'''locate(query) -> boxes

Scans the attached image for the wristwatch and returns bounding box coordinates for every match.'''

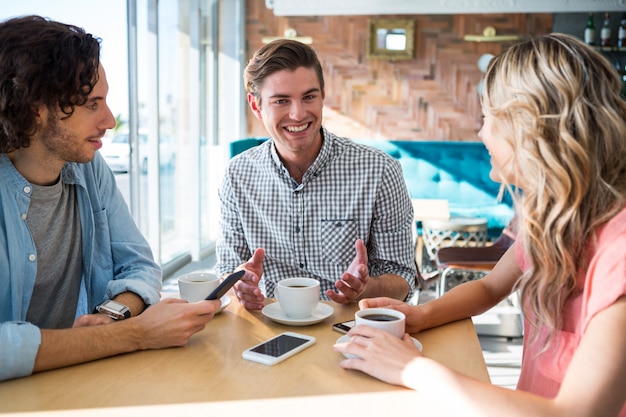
[95,300,131,320]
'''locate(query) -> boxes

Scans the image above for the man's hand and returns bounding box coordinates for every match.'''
[73,313,115,327]
[130,297,220,349]
[327,239,370,304]
[36,297,220,374]
[233,248,266,310]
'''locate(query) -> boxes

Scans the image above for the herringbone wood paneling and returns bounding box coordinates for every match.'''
[245,2,552,141]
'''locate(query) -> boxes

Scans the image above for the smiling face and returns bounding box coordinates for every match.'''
[248,66,324,164]
[478,104,516,186]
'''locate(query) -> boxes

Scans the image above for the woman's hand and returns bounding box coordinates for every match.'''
[333,324,423,386]
[358,297,425,333]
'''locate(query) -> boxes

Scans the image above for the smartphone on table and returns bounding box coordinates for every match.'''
[332,320,355,334]
[242,332,316,365]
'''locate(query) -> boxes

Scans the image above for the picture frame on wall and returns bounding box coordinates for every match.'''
[367,18,415,60]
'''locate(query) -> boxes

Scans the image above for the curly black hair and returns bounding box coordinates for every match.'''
[0,15,101,153]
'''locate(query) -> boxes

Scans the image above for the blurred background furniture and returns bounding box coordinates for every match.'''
[434,216,523,338]
[410,199,450,305]
[436,231,511,293]
[354,140,514,240]
[422,217,488,279]
[229,137,268,158]
[435,215,517,293]
[423,218,488,249]
[411,198,450,223]
[411,198,450,275]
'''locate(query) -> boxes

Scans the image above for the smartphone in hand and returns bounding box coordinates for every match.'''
[205,270,245,300]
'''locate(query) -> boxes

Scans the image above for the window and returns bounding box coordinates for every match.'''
[2,0,246,275]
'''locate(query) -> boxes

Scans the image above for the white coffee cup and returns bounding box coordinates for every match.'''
[178,272,220,302]
[355,308,406,338]
[275,277,320,319]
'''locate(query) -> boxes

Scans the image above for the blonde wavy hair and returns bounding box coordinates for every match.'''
[483,33,626,347]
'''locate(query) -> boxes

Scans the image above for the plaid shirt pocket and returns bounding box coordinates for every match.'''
[320,219,358,266]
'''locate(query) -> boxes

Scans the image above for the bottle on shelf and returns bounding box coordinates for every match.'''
[584,13,596,45]
[601,12,611,47]
[618,13,626,48]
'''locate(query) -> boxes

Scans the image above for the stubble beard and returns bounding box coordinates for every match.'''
[40,113,94,164]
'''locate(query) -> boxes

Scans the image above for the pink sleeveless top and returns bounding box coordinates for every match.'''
[515,207,626,416]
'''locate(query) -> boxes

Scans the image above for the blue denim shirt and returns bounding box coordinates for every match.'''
[0,152,161,381]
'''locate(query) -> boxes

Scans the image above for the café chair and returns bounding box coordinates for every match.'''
[433,214,517,295]
[409,198,450,304]
[416,217,489,299]
[411,199,450,268]
[435,232,514,295]
[410,264,441,305]
[433,216,522,338]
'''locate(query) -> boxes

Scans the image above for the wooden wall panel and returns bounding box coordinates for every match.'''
[245,2,553,141]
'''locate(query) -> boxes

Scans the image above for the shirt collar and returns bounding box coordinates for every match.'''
[268,127,338,183]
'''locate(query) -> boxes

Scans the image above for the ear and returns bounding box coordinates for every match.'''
[247,93,262,120]
[32,103,49,129]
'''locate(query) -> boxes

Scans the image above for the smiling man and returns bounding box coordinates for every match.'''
[216,39,416,310]
[0,15,220,381]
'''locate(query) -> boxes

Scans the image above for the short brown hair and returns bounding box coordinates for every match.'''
[243,39,325,104]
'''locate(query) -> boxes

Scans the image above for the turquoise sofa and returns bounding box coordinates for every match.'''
[229,138,514,238]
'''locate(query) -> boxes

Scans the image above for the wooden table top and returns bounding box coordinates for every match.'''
[0,294,490,416]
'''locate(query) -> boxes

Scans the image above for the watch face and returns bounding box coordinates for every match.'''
[98,300,131,319]
[105,300,126,311]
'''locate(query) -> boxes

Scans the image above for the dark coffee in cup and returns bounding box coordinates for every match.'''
[361,314,398,322]
[355,308,406,338]
[277,277,321,319]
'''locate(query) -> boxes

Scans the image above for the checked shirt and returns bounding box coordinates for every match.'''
[216,128,416,300]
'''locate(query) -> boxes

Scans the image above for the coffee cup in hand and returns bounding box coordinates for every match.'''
[275,277,320,319]
[354,308,406,338]
[178,272,220,302]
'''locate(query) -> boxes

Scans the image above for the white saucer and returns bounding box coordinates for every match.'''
[262,302,334,326]
[335,334,423,359]
[216,295,231,314]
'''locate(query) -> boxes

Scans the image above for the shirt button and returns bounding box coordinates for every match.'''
[21,213,27,220]
[23,186,31,194]
[28,254,36,262]
[299,263,304,268]
[295,226,301,233]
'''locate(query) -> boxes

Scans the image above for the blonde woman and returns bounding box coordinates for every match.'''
[334,33,626,417]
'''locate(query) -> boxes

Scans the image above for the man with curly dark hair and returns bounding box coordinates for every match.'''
[0,15,219,381]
